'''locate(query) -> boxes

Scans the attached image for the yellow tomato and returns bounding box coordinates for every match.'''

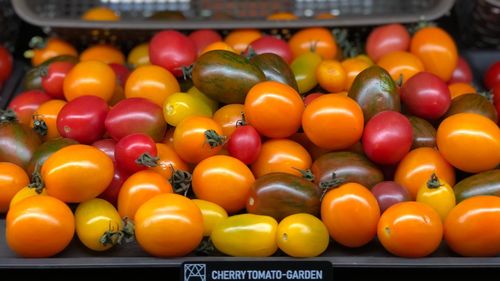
[416,173,456,221]
[192,199,228,236]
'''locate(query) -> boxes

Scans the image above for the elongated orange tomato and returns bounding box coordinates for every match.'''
[0,162,29,213]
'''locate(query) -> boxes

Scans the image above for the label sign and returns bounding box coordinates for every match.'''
[182,261,332,281]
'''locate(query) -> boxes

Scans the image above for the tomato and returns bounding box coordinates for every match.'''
[8,90,51,125]
[408,116,436,149]
[28,37,77,66]
[27,138,77,176]
[117,170,172,219]
[187,86,219,113]
[41,61,74,99]
[80,44,124,65]
[125,65,180,106]
[224,29,262,54]
[316,60,346,93]
[410,26,458,81]
[213,104,245,137]
[163,127,175,147]
[163,92,213,126]
[192,199,228,237]
[377,51,424,84]
[321,183,380,247]
[443,93,497,123]
[227,125,261,164]
[0,45,13,83]
[173,116,224,163]
[401,72,451,120]
[484,61,500,89]
[135,193,203,257]
[341,56,373,91]
[92,138,116,161]
[0,115,41,169]
[105,97,167,142]
[109,63,130,87]
[192,155,254,214]
[251,139,311,178]
[289,27,337,60]
[290,51,322,94]
[416,173,456,221]
[75,198,129,251]
[6,195,75,257]
[362,111,413,165]
[98,163,129,207]
[245,36,292,64]
[276,213,329,258]
[0,162,29,213]
[149,30,197,77]
[10,186,47,208]
[449,57,473,84]
[444,196,500,256]
[56,96,109,144]
[41,144,114,202]
[267,12,298,20]
[63,60,116,102]
[366,24,410,62]
[378,201,443,257]
[188,29,222,55]
[250,53,299,91]
[115,133,158,174]
[211,214,278,257]
[302,94,364,150]
[127,43,150,68]
[453,169,500,203]
[31,99,66,140]
[448,82,476,99]
[371,181,411,213]
[201,41,237,55]
[245,81,304,138]
[303,93,323,106]
[81,6,119,21]
[150,143,189,180]
[395,147,455,199]
[437,113,500,173]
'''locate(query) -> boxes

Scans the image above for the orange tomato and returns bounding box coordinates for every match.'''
[81,6,120,21]
[173,116,224,164]
[213,104,245,137]
[117,170,173,220]
[316,60,347,93]
[341,56,372,90]
[125,65,180,107]
[410,26,458,81]
[127,43,150,68]
[224,29,262,54]
[251,139,311,178]
[134,193,203,257]
[63,60,116,102]
[31,99,66,140]
[201,41,237,55]
[192,155,255,214]
[150,143,189,179]
[378,201,443,257]
[377,51,425,84]
[444,196,500,257]
[245,81,304,139]
[80,44,125,65]
[0,162,29,213]
[302,94,364,150]
[6,195,75,257]
[448,82,476,99]
[289,27,337,60]
[29,37,77,66]
[394,147,455,200]
[267,12,298,20]
[321,183,380,247]
[10,186,47,209]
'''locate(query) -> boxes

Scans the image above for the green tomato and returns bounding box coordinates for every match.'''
[291,52,322,94]
[163,92,213,126]
[187,86,219,113]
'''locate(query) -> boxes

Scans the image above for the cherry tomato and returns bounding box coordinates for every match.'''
[245,36,292,64]
[117,170,173,219]
[115,133,158,174]
[31,99,66,140]
[6,195,75,257]
[192,199,228,237]
[416,173,455,222]
[377,51,424,84]
[303,93,323,106]
[63,60,116,102]
[316,60,347,93]
[401,72,451,120]
[321,183,380,247]
[163,92,213,126]
[448,82,476,99]
[245,81,304,138]
[227,125,261,165]
[41,61,74,99]
[57,96,109,144]
[26,137,77,176]
[276,213,329,258]
[213,104,245,137]
[341,56,373,90]
[135,193,203,257]
[92,138,116,160]
[444,196,500,256]
[192,155,255,214]
[0,45,13,83]
[9,186,47,209]
[484,61,500,89]
[98,163,129,207]
[109,63,130,87]
[150,143,189,180]
[28,37,77,67]
[201,41,237,55]
[437,113,500,173]
[127,43,150,68]
[410,26,458,81]
[81,6,119,21]
[187,86,219,113]
[449,57,473,84]
[0,162,29,213]
[80,44,125,65]
[125,65,180,106]
[378,201,443,257]
[149,30,197,77]
[225,29,262,54]
[0,115,41,169]
[188,29,222,55]
[289,27,337,60]
[371,181,411,213]
[8,90,51,125]
[291,52,322,94]
[302,94,364,150]
[366,24,410,62]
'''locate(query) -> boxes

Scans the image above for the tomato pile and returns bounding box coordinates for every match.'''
[0,23,499,259]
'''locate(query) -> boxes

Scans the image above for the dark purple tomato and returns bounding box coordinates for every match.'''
[371,181,411,213]
[56,96,109,144]
[407,116,436,149]
[149,30,197,77]
[227,125,261,164]
[484,61,500,90]
[0,115,41,169]
[105,97,166,142]
[449,57,473,84]
[109,63,130,87]
[443,93,498,123]
[365,24,410,62]
[115,133,158,174]
[98,163,129,206]
[8,90,51,125]
[188,29,222,55]
[41,61,74,99]
[401,72,451,120]
[245,36,292,64]
[0,45,12,83]
[362,111,413,165]
[92,139,117,161]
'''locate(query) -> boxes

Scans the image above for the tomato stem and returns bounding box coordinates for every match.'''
[135,152,159,167]
[204,129,227,148]
[292,167,315,182]
[478,90,493,103]
[169,164,192,196]
[0,109,17,123]
[396,73,404,88]
[29,36,47,49]
[28,162,45,194]
[426,173,442,189]
[181,64,194,80]
[235,112,247,127]
[245,47,257,61]
[195,237,216,256]
[99,217,135,246]
[32,114,48,137]
[319,172,344,200]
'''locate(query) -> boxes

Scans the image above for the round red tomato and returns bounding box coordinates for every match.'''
[227,125,261,165]
[449,57,473,84]
[92,138,117,161]
[98,163,129,206]
[245,36,292,64]
[149,30,197,77]
[115,133,158,174]
[366,23,410,62]
[8,90,51,125]
[0,45,13,83]
[484,61,500,89]
[188,29,222,55]
[109,63,131,87]
[41,61,75,99]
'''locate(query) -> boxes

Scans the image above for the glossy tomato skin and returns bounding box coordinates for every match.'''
[362,111,413,165]
[0,162,29,213]
[57,96,109,144]
[8,90,51,125]
[127,43,150,68]
[114,133,158,174]
[109,63,130,87]
[444,196,500,256]
[26,137,78,176]
[291,52,322,94]
[31,99,66,140]
[212,104,245,137]
[289,27,337,60]
[9,186,48,209]
[377,51,424,84]
[224,29,262,54]
[484,61,500,89]
[366,24,410,62]
[453,169,500,203]
[98,163,129,206]
[149,30,197,77]
[443,93,497,123]
[0,121,41,169]
[0,45,13,83]
[188,29,222,55]
[250,53,299,92]
[150,143,189,180]
[416,174,456,221]
[162,91,213,127]
[449,57,473,84]
[6,195,75,258]
[227,125,261,164]
[192,199,228,237]
[245,36,292,64]
[92,139,116,161]
[30,38,77,67]
[41,61,74,99]
[371,181,411,213]
[63,60,116,102]
[80,44,125,65]
[402,72,451,120]
[408,116,436,149]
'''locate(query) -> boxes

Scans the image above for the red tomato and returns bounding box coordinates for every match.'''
[303,93,323,106]
[98,163,129,206]
[115,133,158,174]
[227,125,262,165]
[484,61,500,89]
[449,57,473,84]
[92,139,116,161]
[149,30,197,77]
[245,36,292,64]
[8,90,51,125]
[109,63,131,87]
[0,45,13,83]
[41,61,75,99]
[366,24,410,62]
[188,29,222,55]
